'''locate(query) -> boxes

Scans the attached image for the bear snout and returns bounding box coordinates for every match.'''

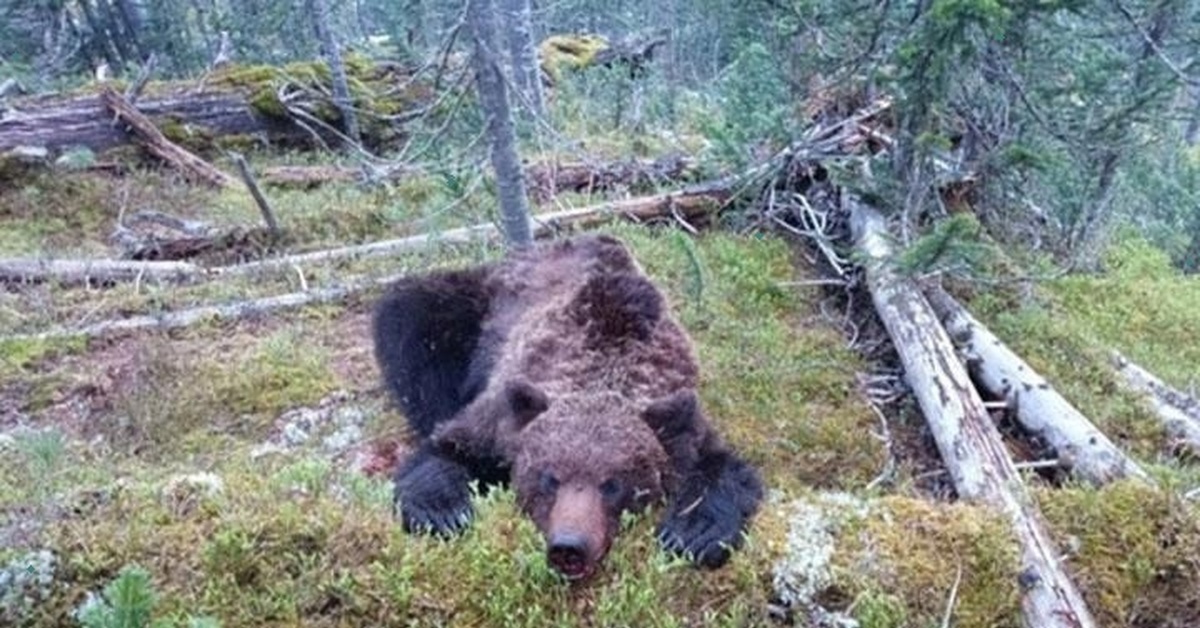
[544,485,611,580]
[547,532,590,580]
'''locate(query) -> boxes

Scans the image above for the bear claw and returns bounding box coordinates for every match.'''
[400,501,473,536]
[657,506,743,569]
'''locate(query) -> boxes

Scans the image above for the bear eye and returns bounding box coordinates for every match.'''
[599,478,622,499]
[539,471,560,494]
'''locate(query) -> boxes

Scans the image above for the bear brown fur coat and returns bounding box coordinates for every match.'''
[374,234,762,579]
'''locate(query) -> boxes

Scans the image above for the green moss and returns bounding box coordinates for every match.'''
[539,34,610,82]
[204,329,337,418]
[1038,481,1200,627]
[773,494,1020,627]
[0,336,86,378]
[209,59,426,147]
[614,227,888,492]
[154,116,218,153]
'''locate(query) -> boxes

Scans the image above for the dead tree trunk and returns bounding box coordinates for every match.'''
[467,0,533,247]
[926,287,1149,485]
[850,198,1096,628]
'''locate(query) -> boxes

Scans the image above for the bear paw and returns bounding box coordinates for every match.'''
[394,454,474,536]
[657,494,746,569]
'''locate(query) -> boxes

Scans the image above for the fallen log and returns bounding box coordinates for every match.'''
[526,154,695,201]
[5,178,731,339]
[99,87,236,188]
[257,155,695,196]
[925,287,1149,485]
[0,258,203,286]
[1111,350,1200,457]
[850,198,1096,628]
[0,60,428,155]
[5,282,378,343]
[215,177,730,278]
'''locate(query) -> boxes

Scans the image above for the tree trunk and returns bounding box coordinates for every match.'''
[499,0,545,119]
[307,0,361,145]
[850,198,1097,628]
[467,0,533,248]
[926,286,1150,484]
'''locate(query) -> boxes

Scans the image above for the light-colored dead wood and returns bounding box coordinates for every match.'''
[850,198,1096,628]
[99,86,236,188]
[6,281,385,343]
[1111,350,1200,457]
[230,152,281,237]
[0,258,202,285]
[925,286,1149,485]
[216,178,730,278]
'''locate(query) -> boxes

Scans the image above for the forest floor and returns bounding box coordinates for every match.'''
[2,154,1200,627]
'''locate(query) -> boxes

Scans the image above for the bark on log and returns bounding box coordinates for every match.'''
[1,87,304,154]
[850,198,1096,628]
[1111,350,1200,456]
[926,287,1149,485]
[0,258,202,286]
[99,87,236,188]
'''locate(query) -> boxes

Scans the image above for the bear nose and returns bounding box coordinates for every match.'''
[547,533,591,580]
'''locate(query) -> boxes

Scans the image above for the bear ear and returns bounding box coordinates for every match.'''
[506,380,549,428]
[641,390,699,444]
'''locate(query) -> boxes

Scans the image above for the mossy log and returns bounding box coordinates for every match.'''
[0,60,427,155]
[926,287,1150,484]
[0,87,301,154]
[849,198,1097,628]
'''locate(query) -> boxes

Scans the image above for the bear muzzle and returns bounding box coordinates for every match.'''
[544,485,610,581]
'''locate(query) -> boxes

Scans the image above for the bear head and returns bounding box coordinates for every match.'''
[432,380,704,580]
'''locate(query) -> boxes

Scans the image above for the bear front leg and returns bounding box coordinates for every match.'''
[394,445,475,535]
[657,450,763,568]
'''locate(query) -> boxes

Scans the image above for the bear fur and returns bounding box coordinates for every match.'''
[373,234,762,579]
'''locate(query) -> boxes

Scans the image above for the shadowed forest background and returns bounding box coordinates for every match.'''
[1,0,1199,626]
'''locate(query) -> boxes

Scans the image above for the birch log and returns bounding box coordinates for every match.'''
[925,287,1149,485]
[1111,350,1200,456]
[849,198,1096,628]
[0,258,202,285]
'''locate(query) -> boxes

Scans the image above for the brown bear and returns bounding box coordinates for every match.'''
[373,234,762,580]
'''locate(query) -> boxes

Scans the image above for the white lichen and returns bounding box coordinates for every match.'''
[0,549,57,620]
[253,391,368,458]
[772,492,871,626]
